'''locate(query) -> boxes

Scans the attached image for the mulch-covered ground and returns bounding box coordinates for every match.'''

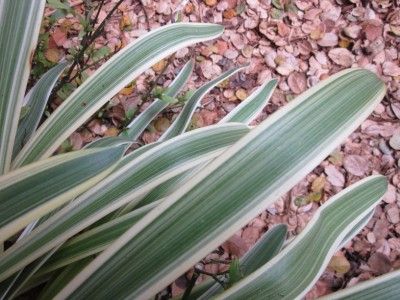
[41,0,400,298]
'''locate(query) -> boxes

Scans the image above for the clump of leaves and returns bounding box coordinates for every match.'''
[0,2,396,300]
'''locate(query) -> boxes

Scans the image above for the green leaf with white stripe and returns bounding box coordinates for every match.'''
[339,208,374,249]
[159,65,246,141]
[217,175,386,299]
[123,59,194,141]
[13,23,224,167]
[0,144,126,239]
[190,224,287,299]
[13,62,68,159]
[320,269,400,300]
[0,246,61,300]
[38,257,93,300]
[133,77,277,210]
[84,136,132,149]
[239,224,287,274]
[0,123,249,281]
[89,59,195,149]
[55,69,385,300]
[220,78,277,124]
[0,0,46,174]
[36,201,161,276]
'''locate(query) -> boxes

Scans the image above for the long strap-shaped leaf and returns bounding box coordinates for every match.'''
[159,65,246,141]
[319,269,400,300]
[217,176,386,299]
[13,62,68,158]
[88,59,195,149]
[38,257,93,300]
[132,77,277,210]
[36,201,162,276]
[0,144,126,239]
[56,69,385,300]
[0,0,46,174]
[12,23,224,167]
[0,123,249,281]
[123,59,194,140]
[191,224,287,299]
[42,74,278,271]
[220,78,277,123]
[339,208,374,249]
[0,246,61,300]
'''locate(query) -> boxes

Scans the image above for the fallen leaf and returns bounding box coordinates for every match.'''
[241,45,253,58]
[325,164,345,187]
[88,119,106,136]
[304,8,321,20]
[306,192,323,202]
[154,117,170,132]
[329,150,343,165]
[235,88,247,101]
[338,38,351,48]
[44,48,61,63]
[368,252,391,275]
[373,219,389,240]
[343,24,361,39]
[294,196,308,207]
[152,59,167,73]
[204,0,217,6]
[383,184,397,204]
[214,40,228,55]
[230,32,245,50]
[362,20,383,41]
[361,120,397,137]
[52,27,67,47]
[343,155,369,176]
[200,59,221,79]
[386,206,400,224]
[310,25,324,40]
[120,82,135,95]
[223,8,237,19]
[222,234,248,257]
[383,62,400,77]
[155,1,170,15]
[200,110,218,125]
[104,127,119,137]
[142,131,160,144]
[329,253,351,274]
[287,72,307,94]
[277,21,290,37]
[242,226,261,246]
[328,48,355,67]
[317,32,338,47]
[69,132,83,150]
[389,131,400,150]
[391,103,400,119]
[295,0,313,10]
[119,14,132,31]
[311,176,326,193]
[275,52,298,76]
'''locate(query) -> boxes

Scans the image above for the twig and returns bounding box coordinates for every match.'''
[91,0,106,29]
[67,47,119,83]
[369,116,400,123]
[181,271,200,300]
[54,0,125,95]
[143,53,176,102]
[137,0,150,31]
[203,258,231,265]
[182,266,227,299]
[195,0,203,22]
[195,268,227,287]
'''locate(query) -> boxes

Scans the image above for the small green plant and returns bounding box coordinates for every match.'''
[0,1,396,300]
